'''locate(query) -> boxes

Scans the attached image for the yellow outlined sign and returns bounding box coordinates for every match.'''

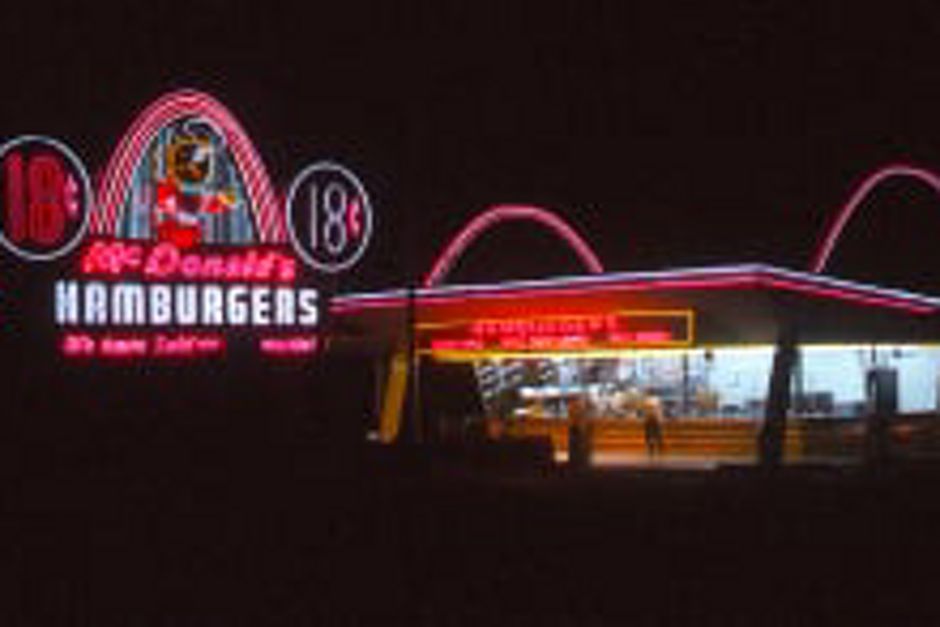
[418,309,694,361]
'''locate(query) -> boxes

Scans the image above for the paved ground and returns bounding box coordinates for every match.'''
[4,427,940,624]
[567,450,739,468]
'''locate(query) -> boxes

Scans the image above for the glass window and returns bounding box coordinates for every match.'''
[796,345,940,418]
[473,346,776,420]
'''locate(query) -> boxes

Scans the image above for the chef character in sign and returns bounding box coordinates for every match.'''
[153,123,236,249]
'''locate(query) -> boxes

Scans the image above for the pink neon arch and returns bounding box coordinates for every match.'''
[93,89,285,242]
[811,164,940,273]
[424,204,604,287]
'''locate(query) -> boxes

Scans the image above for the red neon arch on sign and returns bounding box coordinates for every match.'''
[811,163,940,273]
[424,204,604,287]
[93,89,284,243]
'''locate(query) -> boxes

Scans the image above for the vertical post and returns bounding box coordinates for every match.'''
[373,355,385,433]
[865,365,894,469]
[378,349,409,443]
[399,132,422,445]
[681,352,691,416]
[792,346,804,414]
[759,320,799,471]
[405,279,423,444]
[400,85,429,447]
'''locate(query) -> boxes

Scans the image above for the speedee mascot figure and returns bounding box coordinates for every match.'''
[152,124,234,249]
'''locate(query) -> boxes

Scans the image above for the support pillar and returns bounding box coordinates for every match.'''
[759,322,799,471]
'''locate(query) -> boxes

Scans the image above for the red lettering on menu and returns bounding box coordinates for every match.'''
[429,313,687,353]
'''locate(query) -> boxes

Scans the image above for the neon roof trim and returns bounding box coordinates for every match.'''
[332,263,940,316]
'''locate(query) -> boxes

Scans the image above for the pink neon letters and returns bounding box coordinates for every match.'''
[259,336,319,356]
[79,240,297,283]
[62,332,225,358]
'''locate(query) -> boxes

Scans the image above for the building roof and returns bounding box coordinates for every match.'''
[330,264,940,354]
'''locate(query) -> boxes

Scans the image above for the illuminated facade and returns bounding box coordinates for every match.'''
[3,89,940,467]
[333,262,940,461]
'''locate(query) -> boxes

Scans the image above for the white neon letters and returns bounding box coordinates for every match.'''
[84,282,107,325]
[274,288,296,325]
[150,285,172,324]
[227,286,248,325]
[55,281,79,324]
[112,283,145,325]
[251,287,271,326]
[175,286,198,326]
[318,182,348,255]
[287,161,373,273]
[298,290,319,326]
[201,285,224,325]
[54,281,319,328]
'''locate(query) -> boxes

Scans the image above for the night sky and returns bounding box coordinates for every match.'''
[4,2,940,293]
[5,9,940,621]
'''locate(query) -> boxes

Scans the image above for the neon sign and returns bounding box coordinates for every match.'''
[0,90,376,360]
[0,136,92,261]
[56,240,318,329]
[286,161,373,273]
[113,115,259,248]
[0,90,383,360]
[55,280,318,328]
[62,332,225,359]
[424,204,602,287]
[259,336,319,357]
[811,163,940,273]
[420,310,693,357]
[79,240,297,283]
[95,89,283,243]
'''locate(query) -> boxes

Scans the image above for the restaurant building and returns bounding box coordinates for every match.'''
[333,263,940,464]
[330,203,940,465]
[4,89,940,467]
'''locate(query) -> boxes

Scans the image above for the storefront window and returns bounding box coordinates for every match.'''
[474,345,940,422]
[795,345,940,418]
[473,347,775,420]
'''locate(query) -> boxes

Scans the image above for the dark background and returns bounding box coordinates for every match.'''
[5,3,940,622]
[4,2,940,293]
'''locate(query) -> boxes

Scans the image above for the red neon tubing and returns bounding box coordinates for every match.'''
[424,204,604,287]
[811,163,940,273]
[94,89,284,243]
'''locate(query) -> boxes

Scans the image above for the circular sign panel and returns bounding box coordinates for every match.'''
[286,161,373,273]
[0,136,93,261]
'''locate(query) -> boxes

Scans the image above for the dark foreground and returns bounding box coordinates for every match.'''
[4,424,940,625]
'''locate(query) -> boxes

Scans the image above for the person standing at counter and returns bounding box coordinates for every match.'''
[567,395,592,469]
[641,392,665,458]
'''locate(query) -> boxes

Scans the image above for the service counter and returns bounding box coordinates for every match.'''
[481,414,940,463]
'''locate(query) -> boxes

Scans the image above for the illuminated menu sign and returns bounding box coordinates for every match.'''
[421,311,693,357]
